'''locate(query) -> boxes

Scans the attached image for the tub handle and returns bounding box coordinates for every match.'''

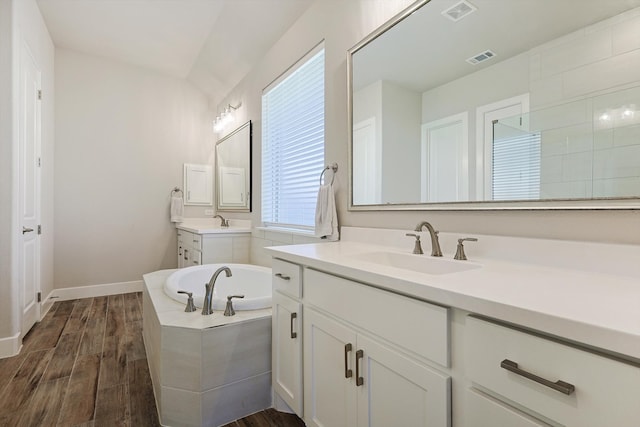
[290,312,297,339]
[275,273,291,281]
[177,290,197,312]
[224,295,245,316]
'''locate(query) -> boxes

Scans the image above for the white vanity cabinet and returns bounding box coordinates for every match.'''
[464,316,640,427]
[303,268,451,427]
[177,230,202,267]
[176,228,250,268]
[271,259,304,416]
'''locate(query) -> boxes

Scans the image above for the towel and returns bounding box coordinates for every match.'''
[315,184,339,241]
[170,196,184,223]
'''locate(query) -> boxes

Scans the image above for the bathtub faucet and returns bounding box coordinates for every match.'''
[202,266,232,315]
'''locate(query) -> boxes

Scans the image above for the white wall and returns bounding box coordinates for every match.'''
[54,49,212,289]
[0,0,55,352]
[0,0,18,343]
[219,0,640,250]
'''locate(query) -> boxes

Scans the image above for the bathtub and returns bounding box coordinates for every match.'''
[164,263,272,311]
[143,266,273,426]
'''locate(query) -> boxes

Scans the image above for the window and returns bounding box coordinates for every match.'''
[262,44,325,229]
[491,126,541,200]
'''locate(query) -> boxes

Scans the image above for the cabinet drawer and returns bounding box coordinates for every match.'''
[465,388,550,427]
[272,259,301,299]
[466,316,640,426]
[191,233,202,250]
[304,268,449,367]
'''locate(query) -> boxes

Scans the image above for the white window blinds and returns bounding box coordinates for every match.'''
[492,131,541,200]
[262,45,325,229]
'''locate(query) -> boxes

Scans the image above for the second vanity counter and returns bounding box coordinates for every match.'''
[266,226,640,361]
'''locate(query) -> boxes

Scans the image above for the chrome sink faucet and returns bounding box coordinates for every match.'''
[213,214,229,227]
[414,221,442,257]
[202,266,232,315]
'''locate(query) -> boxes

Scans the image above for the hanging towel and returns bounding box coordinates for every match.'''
[315,184,339,241]
[170,196,184,223]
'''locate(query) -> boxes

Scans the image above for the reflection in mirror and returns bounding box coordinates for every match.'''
[216,120,252,212]
[349,0,640,209]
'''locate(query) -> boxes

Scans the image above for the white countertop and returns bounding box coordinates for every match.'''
[266,228,640,361]
[175,218,251,234]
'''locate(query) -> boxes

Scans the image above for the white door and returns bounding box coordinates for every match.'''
[356,334,451,427]
[304,308,357,427]
[272,292,303,416]
[421,113,469,203]
[352,118,380,205]
[19,43,41,336]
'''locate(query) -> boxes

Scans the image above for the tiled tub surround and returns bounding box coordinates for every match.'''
[142,269,272,427]
[268,227,640,426]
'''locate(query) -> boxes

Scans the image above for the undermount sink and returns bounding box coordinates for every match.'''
[347,251,481,275]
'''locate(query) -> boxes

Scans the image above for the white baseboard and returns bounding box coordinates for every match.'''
[0,332,22,359]
[49,280,144,302]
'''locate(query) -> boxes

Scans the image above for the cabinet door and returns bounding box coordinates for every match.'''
[304,308,357,427]
[356,334,451,427]
[272,292,303,416]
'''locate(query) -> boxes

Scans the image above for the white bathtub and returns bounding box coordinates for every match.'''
[164,263,272,311]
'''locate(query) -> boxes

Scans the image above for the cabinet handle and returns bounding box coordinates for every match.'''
[355,349,364,386]
[500,359,575,395]
[290,312,297,339]
[344,343,353,378]
[275,273,291,281]
[184,249,188,261]
[193,239,198,243]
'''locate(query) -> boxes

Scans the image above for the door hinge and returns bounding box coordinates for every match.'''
[37,225,41,235]
[37,292,42,303]
[37,90,42,100]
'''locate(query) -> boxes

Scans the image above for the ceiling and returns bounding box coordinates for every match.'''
[36,0,314,101]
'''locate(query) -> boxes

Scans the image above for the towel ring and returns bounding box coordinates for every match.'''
[320,163,338,186]
[171,187,183,196]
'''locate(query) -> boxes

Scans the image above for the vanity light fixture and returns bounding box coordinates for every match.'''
[213,102,242,133]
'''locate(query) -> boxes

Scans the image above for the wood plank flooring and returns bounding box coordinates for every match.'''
[0,292,305,427]
[0,293,159,427]
[222,408,306,427]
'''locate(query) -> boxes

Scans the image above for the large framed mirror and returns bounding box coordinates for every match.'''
[348,0,640,210]
[216,120,252,212]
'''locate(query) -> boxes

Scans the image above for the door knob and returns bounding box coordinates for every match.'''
[22,227,34,234]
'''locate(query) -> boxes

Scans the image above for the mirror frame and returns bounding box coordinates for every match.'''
[347,0,640,211]
[215,120,252,212]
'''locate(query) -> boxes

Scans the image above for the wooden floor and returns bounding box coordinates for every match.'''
[0,293,159,427]
[222,408,306,427]
[0,292,305,427]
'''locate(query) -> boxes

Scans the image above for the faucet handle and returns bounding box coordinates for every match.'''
[405,233,424,255]
[177,290,197,312]
[224,295,245,316]
[454,237,478,261]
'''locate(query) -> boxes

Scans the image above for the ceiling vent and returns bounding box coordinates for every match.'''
[442,0,477,22]
[466,50,496,65]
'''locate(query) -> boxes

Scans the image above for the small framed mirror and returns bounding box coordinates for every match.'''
[216,120,252,212]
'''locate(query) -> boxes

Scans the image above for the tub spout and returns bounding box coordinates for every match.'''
[202,266,232,315]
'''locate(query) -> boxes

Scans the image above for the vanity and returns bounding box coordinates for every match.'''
[176,219,251,268]
[267,226,640,427]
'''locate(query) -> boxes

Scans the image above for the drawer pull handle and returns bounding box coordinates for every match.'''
[275,273,291,281]
[290,312,297,339]
[356,350,364,386]
[500,359,575,395]
[344,343,353,378]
